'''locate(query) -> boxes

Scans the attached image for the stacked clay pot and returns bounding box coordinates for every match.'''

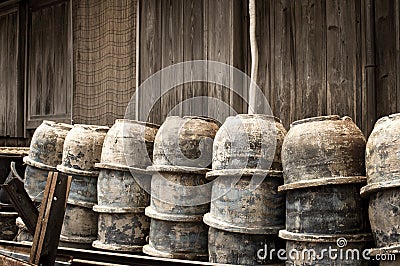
[204,114,286,265]
[92,119,158,252]
[57,124,108,248]
[279,115,372,265]
[143,116,219,260]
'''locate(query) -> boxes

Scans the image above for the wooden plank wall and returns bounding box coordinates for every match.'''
[72,0,137,126]
[138,0,247,125]
[374,0,400,119]
[27,0,72,128]
[0,3,24,138]
[138,0,400,136]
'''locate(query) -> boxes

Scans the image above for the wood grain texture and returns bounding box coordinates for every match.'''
[27,1,72,128]
[0,4,24,137]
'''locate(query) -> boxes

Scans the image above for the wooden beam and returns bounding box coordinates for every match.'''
[29,172,71,266]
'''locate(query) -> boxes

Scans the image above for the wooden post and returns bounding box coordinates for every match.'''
[29,172,71,265]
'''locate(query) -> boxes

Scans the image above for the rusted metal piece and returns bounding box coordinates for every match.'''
[282,115,366,186]
[208,227,285,265]
[93,119,158,252]
[212,114,286,171]
[24,121,72,201]
[279,230,373,265]
[153,116,219,168]
[143,214,209,261]
[285,184,370,234]
[203,174,284,234]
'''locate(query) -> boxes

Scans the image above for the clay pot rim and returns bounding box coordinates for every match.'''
[234,114,282,123]
[93,205,145,214]
[57,164,99,177]
[164,115,221,127]
[92,240,144,252]
[291,115,342,127]
[143,244,209,260]
[278,176,366,192]
[279,230,373,243]
[369,245,400,257]
[95,162,151,175]
[60,234,96,244]
[206,168,282,180]
[74,124,109,132]
[24,156,57,171]
[203,213,283,234]
[114,119,160,129]
[145,206,204,222]
[147,165,210,174]
[360,179,400,197]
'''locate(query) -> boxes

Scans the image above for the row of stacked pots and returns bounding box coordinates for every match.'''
[20,113,400,265]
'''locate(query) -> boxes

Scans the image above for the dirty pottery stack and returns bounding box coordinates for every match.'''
[279,115,372,265]
[24,120,72,202]
[143,116,219,260]
[92,119,158,252]
[204,114,286,265]
[57,124,109,248]
[361,114,400,264]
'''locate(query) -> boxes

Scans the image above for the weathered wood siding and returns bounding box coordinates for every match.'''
[137,0,247,124]
[72,0,137,126]
[138,0,400,136]
[27,0,72,128]
[0,2,24,138]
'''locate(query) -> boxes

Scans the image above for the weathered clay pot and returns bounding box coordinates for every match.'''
[279,230,373,266]
[143,210,209,261]
[208,227,285,265]
[27,121,72,168]
[93,166,151,252]
[58,124,109,174]
[0,211,18,240]
[153,116,219,168]
[100,119,158,169]
[57,124,108,206]
[285,184,369,234]
[144,165,210,259]
[15,217,32,243]
[24,121,72,201]
[204,174,284,234]
[212,114,286,171]
[364,114,400,186]
[93,119,157,252]
[281,115,366,187]
[60,204,98,244]
[360,114,400,251]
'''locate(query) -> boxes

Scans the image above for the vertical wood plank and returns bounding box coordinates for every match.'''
[161,0,184,119]
[138,0,162,124]
[273,0,295,129]
[375,0,398,117]
[294,0,327,120]
[326,0,362,124]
